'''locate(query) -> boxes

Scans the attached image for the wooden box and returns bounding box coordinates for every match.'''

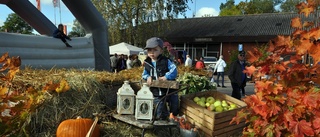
[180,90,247,137]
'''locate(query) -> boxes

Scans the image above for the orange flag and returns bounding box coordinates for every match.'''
[36,0,41,11]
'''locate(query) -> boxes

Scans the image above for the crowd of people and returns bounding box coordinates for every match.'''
[110,53,142,73]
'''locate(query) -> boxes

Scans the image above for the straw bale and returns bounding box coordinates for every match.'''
[6,66,208,136]
[7,68,125,136]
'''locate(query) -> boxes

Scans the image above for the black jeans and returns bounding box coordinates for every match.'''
[241,86,245,95]
[231,82,241,100]
[54,33,69,43]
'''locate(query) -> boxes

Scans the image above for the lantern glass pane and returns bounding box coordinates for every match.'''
[123,98,130,109]
[140,102,149,114]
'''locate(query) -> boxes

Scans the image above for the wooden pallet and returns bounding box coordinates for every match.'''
[180,90,247,137]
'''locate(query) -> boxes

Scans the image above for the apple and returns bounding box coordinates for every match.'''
[206,97,215,104]
[193,97,200,103]
[200,97,206,102]
[207,104,215,111]
[221,100,228,107]
[215,106,224,112]
[205,102,211,107]
[213,100,222,107]
[198,101,206,107]
[229,103,238,109]
[223,106,229,111]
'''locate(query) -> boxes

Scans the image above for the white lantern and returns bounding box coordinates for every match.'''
[135,83,154,121]
[117,81,135,114]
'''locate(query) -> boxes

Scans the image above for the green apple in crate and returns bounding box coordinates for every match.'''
[206,96,215,104]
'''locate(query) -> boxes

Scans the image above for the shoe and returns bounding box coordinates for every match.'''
[66,43,72,48]
[222,86,226,88]
[217,85,221,87]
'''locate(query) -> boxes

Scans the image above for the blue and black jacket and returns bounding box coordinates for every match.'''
[142,54,178,96]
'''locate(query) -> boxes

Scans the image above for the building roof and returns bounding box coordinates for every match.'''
[162,13,306,43]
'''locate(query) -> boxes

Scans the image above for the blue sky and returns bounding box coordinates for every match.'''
[0,0,242,33]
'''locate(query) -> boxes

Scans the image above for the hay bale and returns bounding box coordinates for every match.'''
[10,66,208,136]
[25,69,123,136]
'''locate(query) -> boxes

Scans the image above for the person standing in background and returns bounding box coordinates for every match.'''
[117,54,126,72]
[177,54,184,65]
[126,55,133,69]
[110,53,118,73]
[214,55,227,88]
[192,58,198,68]
[132,54,142,68]
[195,56,205,69]
[185,55,192,67]
[228,51,247,100]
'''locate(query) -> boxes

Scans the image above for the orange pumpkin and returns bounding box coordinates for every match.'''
[56,117,100,137]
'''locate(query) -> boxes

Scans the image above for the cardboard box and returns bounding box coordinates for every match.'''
[180,90,247,137]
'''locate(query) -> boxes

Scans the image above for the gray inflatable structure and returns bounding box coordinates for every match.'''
[0,0,110,71]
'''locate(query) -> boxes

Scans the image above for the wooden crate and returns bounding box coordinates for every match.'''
[180,90,247,137]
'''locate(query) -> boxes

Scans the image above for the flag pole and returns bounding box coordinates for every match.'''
[53,0,57,25]
[54,6,56,25]
[59,0,61,24]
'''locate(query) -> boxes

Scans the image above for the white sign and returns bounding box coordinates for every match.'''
[194,38,212,42]
[238,44,243,51]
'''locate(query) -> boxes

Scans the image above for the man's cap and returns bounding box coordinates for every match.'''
[145,37,163,49]
[239,50,246,55]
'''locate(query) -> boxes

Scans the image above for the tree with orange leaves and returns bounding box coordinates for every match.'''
[231,0,320,136]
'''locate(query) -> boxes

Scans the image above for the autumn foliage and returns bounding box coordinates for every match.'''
[0,52,71,136]
[231,0,320,136]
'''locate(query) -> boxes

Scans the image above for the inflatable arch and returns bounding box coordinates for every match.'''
[0,0,110,71]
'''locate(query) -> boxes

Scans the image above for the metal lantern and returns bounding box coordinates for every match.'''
[135,83,154,121]
[117,81,135,114]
